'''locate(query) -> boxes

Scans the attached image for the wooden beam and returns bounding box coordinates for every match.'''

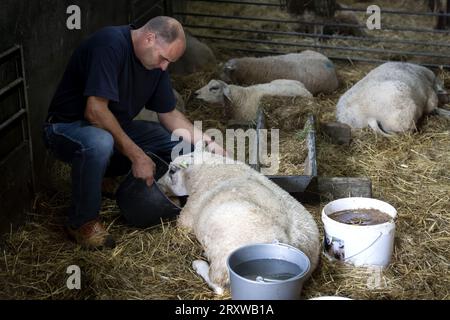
[268,175,372,204]
[316,176,372,201]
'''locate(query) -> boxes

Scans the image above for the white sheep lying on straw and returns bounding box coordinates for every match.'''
[157,146,320,294]
[336,62,450,136]
[195,79,312,121]
[221,50,339,95]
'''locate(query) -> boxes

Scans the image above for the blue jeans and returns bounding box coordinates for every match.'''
[42,120,186,228]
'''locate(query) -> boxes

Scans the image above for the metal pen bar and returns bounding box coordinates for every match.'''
[0,78,23,98]
[19,44,36,194]
[181,1,450,17]
[184,0,281,6]
[0,45,20,64]
[212,46,450,69]
[184,24,450,48]
[0,109,26,132]
[175,11,450,34]
[193,34,450,59]
[341,7,450,17]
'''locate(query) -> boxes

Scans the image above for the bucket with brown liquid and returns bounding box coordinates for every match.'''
[322,197,397,267]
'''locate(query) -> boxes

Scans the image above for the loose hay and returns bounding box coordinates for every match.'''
[1,0,449,299]
[2,60,448,299]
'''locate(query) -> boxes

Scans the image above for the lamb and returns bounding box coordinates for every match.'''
[157,146,320,294]
[195,79,312,121]
[336,62,450,136]
[221,50,339,95]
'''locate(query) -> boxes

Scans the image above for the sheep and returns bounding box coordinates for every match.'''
[169,31,217,75]
[134,89,185,122]
[194,79,312,121]
[336,62,450,136]
[221,50,339,95]
[157,146,320,294]
[286,2,367,37]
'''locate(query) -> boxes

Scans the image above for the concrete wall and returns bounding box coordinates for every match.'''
[0,0,167,233]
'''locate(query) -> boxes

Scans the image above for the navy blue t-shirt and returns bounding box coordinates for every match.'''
[48,25,176,125]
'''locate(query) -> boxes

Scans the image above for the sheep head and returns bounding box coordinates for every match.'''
[221,59,237,82]
[157,142,214,196]
[158,153,195,197]
[194,79,231,105]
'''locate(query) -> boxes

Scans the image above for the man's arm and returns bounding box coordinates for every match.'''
[85,96,156,186]
[158,109,228,156]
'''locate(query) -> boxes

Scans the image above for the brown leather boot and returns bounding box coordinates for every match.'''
[67,219,116,249]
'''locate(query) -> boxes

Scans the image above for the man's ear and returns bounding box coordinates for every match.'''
[145,32,157,46]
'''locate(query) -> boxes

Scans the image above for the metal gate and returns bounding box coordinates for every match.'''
[170,0,450,69]
[0,45,35,233]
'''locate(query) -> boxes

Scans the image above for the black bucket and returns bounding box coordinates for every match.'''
[115,152,183,228]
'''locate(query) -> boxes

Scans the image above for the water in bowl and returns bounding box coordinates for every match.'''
[233,258,302,282]
[328,208,393,226]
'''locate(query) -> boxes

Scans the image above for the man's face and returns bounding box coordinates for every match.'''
[142,34,184,71]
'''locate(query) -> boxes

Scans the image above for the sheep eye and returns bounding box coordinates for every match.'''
[209,86,219,91]
[169,166,178,175]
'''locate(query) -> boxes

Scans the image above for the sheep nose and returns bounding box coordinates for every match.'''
[194,90,200,97]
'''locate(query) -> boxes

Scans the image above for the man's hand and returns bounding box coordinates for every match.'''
[158,108,231,158]
[85,97,155,186]
[131,154,156,187]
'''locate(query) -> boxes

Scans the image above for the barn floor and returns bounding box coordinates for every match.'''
[1,58,449,299]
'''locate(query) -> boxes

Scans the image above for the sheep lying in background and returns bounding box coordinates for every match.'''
[221,50,339,95]
[157,147,320,294]
[134,89,185,122]
[169,31,217,75]
[195,79,312,121]
[336,62,450,136]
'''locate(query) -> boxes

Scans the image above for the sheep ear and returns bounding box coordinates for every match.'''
[223,86,232,102]
[224,60,236,71]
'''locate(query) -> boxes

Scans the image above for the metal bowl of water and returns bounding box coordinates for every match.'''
[227,242,311,300]
[115,152,184,228]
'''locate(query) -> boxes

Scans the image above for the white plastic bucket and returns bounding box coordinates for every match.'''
[321,197,397,267]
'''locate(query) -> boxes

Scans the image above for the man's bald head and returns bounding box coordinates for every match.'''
[144,16,185,45]
[132,16,186,70]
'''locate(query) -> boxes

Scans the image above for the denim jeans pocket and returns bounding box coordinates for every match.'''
[42,123,82,164]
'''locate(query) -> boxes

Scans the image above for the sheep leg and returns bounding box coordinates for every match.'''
[368,118,394,137]
[192,260,224,295]
[436,107,450,118]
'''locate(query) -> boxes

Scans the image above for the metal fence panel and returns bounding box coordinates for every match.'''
[171,0,450,69]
